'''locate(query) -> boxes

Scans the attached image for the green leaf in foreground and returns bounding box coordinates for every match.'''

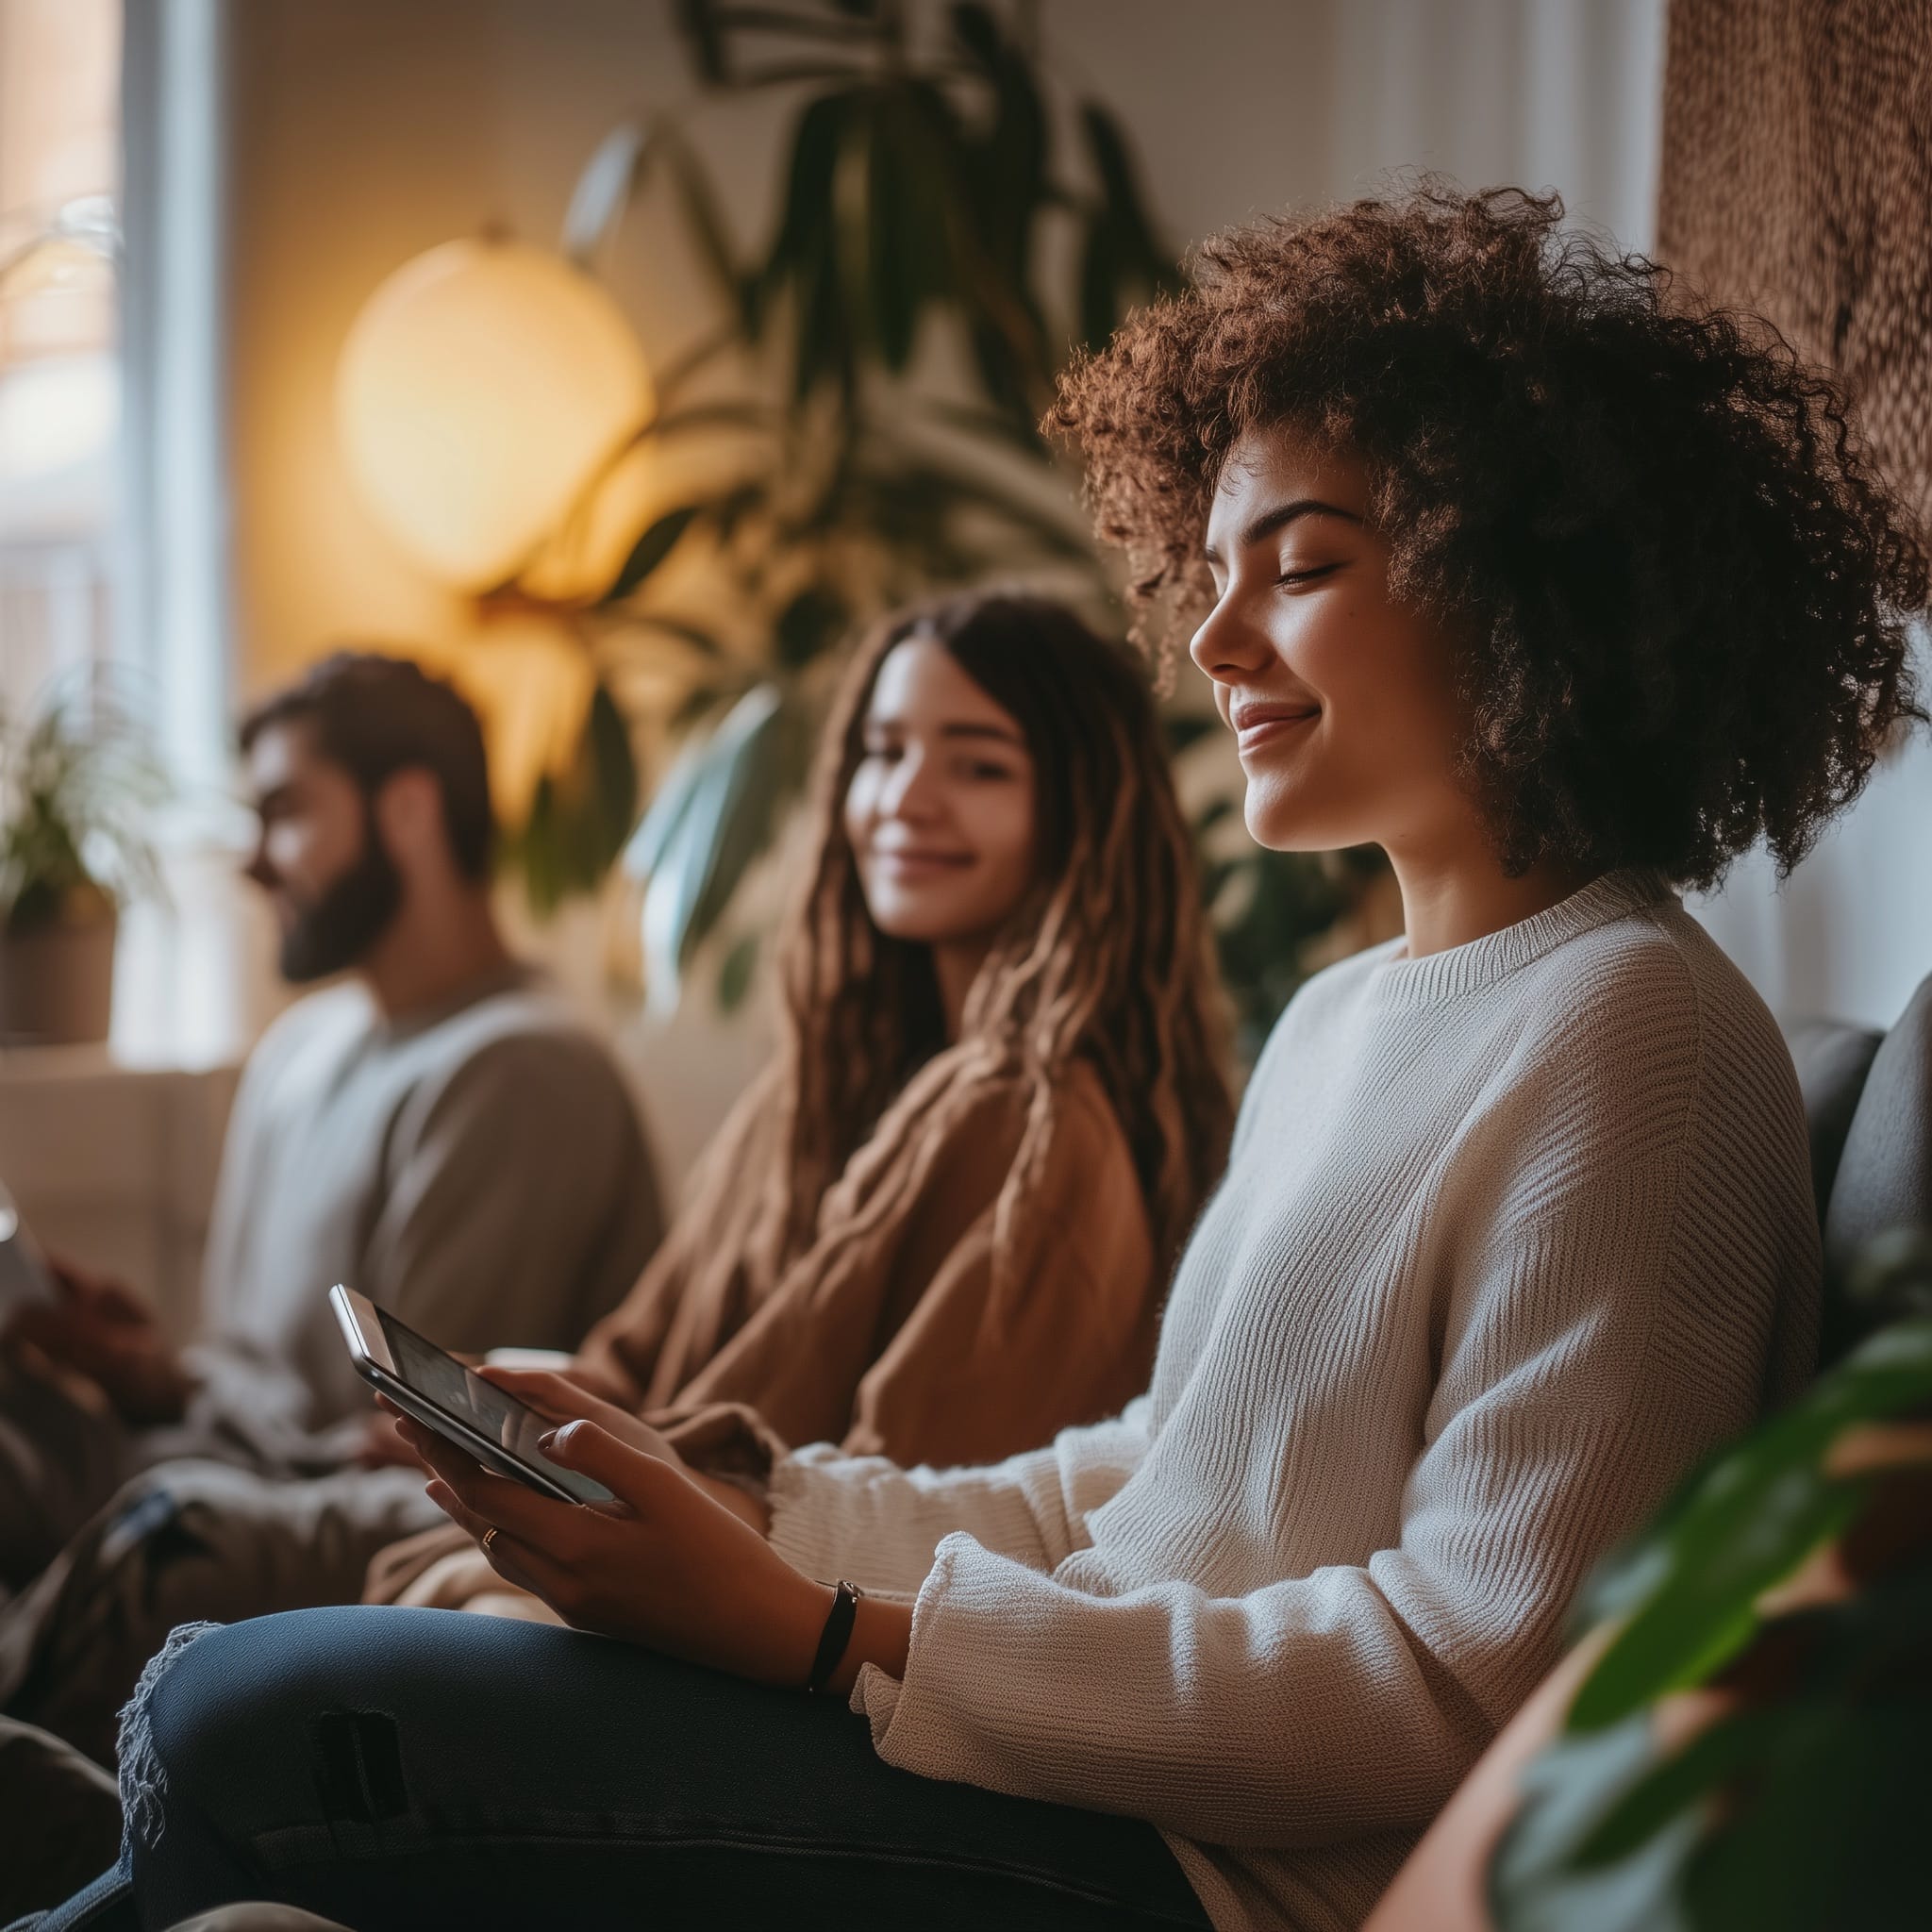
[1493,1570,1932,1932]
[1569,1317,1932,1730]
[1491,1284,1932,1932]
[1489,1714,1696,1932]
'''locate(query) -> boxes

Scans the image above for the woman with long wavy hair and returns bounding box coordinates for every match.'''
[365,587,1234,1614]
[586,586,1232,1457]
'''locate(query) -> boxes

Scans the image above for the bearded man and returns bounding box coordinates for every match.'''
[0,652,663,1774]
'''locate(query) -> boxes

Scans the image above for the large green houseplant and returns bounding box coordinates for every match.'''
[0,678,166,1046]
[491,0,1389,1032]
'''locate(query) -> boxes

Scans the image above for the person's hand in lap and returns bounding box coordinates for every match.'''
[2,1256,192,1425]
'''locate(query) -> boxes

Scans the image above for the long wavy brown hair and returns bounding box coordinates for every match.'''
[756,591,1233,1295]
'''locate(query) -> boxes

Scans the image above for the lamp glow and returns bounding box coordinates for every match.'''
[335,237,652,591]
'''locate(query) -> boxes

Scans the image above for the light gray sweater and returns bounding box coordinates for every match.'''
[192,966,661,1460]
[767,871,1820,1931]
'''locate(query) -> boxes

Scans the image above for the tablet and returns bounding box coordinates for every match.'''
[0,1183,58,1317]
[329,1284,612,1506]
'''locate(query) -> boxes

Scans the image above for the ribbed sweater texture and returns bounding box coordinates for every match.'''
[768,871,1821,1931]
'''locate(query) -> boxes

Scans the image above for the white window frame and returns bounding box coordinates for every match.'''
[118,0,231,811]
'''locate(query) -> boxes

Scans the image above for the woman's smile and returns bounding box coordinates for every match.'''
[1230,698,1322,754]
[871,844,977,877]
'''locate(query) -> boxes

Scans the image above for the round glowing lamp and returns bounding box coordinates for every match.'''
[336,236,653,591]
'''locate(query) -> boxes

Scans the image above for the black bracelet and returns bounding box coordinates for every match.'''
[806,1578,864,1694]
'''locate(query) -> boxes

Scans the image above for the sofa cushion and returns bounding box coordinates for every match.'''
[1821,974,1932,1362]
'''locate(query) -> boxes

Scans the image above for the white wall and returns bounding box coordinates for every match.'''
[1689,672,1932,1031]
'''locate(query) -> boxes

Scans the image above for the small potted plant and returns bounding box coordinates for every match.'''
[0,675,166,1046]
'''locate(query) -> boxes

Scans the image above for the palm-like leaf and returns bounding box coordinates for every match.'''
[507,3,1348,1040]
[628,683,809,1008]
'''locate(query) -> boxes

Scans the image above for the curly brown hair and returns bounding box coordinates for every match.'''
[1049,183,1928,886]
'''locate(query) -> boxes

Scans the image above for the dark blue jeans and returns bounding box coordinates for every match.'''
[50,1608,1212,1931]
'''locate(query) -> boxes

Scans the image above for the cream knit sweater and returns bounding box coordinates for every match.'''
[768,870,1820,1932]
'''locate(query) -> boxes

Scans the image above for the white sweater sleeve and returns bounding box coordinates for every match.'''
[843,996,1812,1845]
[768,1398,1154,1596]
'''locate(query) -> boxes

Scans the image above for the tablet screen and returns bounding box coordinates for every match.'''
[375,1306,612,1505]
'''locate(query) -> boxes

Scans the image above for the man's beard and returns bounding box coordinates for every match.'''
[277,827,404,983]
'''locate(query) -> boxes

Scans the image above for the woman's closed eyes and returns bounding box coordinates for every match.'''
[1274,561,1345,589]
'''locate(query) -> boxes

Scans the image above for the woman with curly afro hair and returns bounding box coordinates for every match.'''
[59,188,1925,1932]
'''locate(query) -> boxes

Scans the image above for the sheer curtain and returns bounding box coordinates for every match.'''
[120,0,231,802]
[1326,0,1668,251]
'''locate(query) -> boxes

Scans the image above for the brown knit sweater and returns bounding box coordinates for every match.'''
[578,1049,1160,1469]
[1658,0,1932,519]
